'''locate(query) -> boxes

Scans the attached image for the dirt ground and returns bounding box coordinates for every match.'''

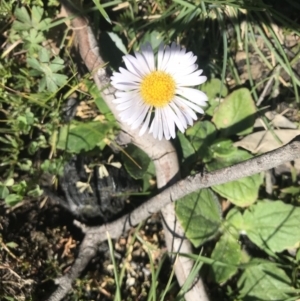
[0,196,178,300]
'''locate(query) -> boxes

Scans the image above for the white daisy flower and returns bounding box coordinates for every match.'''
[111,42,208,140]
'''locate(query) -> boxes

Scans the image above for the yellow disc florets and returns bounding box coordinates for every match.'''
[140,71,176,107]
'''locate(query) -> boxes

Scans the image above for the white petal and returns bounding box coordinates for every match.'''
[174,96,197,122]
[168,103,187,133]
[124,55,147,77]
[116,98,136,110]
[176,74,207,86]
[141,43,155,71]
[126,103,147,125]
[176,87,208,105]
[131,104,150,129]
[111,82,139,91]
[179,97,205,114]
[157,43,164,70]
[114,91,138,102]
[134,52,151,74]
[119,67,142,82]
[139,109,152,136]
[157,109,163,140]
[162,106,176,138]
[123,55,142,77]
[160,45,171,71]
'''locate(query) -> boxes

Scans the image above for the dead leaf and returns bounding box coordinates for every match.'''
[234,129,300,153]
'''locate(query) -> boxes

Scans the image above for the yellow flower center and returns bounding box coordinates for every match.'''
[140,71,176,107]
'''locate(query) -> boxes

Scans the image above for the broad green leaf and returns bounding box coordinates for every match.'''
[207,148,261,207]
[5,194,23,206]
[201,78,228,100]
[177,132,195,175]
[243,200,300,252]
[177,132,195,159]
[122,144,151,180]
[4,178,14,186]
[212,88,256,137]
[201,78,228,116]
[225,207,244,231]
[56,121,112,153]
[0,186,9,199]
[141,31,163,50]
[238,260,296,301]
[210,139,236,158]
[176,189,222,247]
[210,232,242,283]
[186,120,216,162]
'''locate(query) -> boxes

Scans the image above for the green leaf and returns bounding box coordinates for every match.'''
[5,194,23,206]
[176,189,222,247]
[243,200,300,252]
[38,48,50,63]
[27,57,41,71]
[57,121,112,153]
[6,241,18,249]
[226,207,244,231]
[177,132,195,160]
[141,31,163,50]
[40,158,64,176]
[207,148,261,207]
[185,120,216,162]
[210,138,236,158]
[92,0,111,24]
[27,49,67,92]
[107,32,127,54]
[281,185,300,195]
[212,88,256,137]
[238,260,296,301]
[4,178,14,186]
[122,144,151,180]
[31,6,43,26]
[210,232,242,283]
[13,7,31,29]
[201,78,228,116]
[27,185,43,197]
[142,160,155,192]
[17,159,32,171]
[0,186,9,199]
[11,180,27,195]
[201,78,228,99]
